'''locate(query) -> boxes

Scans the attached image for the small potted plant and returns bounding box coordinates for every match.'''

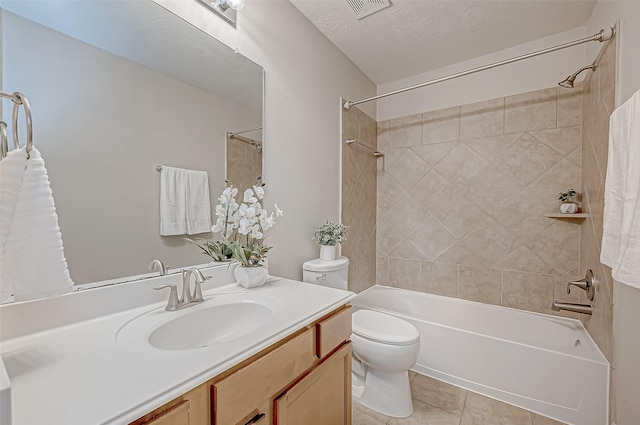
[558,188,579,214]
[186,239,233,263]
[313,221,349,261]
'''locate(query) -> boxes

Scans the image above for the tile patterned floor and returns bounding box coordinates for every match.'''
[353,373,567,425]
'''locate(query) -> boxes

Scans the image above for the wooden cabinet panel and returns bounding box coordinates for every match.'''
[140,400,190,425]
[213,328,315,425]
[275,342,352,425]
[316,306,352,359]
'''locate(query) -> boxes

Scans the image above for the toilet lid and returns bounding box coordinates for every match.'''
[352,310,420,345]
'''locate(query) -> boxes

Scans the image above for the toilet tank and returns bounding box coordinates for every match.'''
[302,257,349,290]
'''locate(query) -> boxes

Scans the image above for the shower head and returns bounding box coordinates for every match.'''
[558,62,597,88]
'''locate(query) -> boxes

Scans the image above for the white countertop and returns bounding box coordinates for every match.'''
[0,275,355,425]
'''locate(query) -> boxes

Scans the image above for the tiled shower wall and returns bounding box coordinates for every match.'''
[342,105,377,294]
[376,87,585,315]
[580,35,616,423]
[226,136,262,192]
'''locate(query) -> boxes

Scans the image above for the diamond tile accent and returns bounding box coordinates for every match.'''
[434,142,489,184]
[387,148,431,189]
[530,126,582,156]
[412,142,456,167]
[409,216,456,261]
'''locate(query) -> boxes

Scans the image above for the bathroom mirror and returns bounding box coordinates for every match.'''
[0,0,264,287]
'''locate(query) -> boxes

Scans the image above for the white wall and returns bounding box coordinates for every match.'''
[376,27,588,121]
[155,0,376,279]
[587,3,640,424]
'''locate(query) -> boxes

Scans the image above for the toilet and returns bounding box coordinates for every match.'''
[303,257,420,418]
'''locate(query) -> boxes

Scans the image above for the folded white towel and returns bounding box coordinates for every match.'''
[160,166,188,236]
[0,147,73,302]
[186,170,212,235]
[160,166,211,236]
[601,89,640,289]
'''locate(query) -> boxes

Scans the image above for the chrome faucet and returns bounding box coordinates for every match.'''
[181,267,206,304]
[153,267,208,311]
[551,270,595,315]
[148,258,169,276]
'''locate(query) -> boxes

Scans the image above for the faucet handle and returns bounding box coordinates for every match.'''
[153,284,179,310]
[148,259,169,276]
[566,269,595,301]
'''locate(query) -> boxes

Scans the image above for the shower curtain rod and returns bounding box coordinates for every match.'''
[227,132,262,149]
[343,27,615,110]
[229,126,262,136]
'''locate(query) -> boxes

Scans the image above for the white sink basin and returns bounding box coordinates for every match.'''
[149,303,272,350]
[116,292,278,351]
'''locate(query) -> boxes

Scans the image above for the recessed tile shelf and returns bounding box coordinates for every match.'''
[544,213,590,219]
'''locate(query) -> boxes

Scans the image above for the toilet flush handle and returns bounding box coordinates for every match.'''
[316,274,327,280]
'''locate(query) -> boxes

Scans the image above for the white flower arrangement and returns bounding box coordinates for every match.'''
[208,185,283,267]
[313,221,349,246]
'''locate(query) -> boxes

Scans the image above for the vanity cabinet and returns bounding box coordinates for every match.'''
[130,305,352,425]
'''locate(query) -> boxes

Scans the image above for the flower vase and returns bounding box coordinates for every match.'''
[560,202,578,214]
[319,244,337,261]
[234,265,268,288]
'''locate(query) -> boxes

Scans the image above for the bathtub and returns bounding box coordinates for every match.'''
[351,285,609,425]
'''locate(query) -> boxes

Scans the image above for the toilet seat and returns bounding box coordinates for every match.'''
[352,310,419,346]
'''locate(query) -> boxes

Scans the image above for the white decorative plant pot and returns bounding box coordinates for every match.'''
[234,265,268,288]
[319,244,337,261]
[560,202,579,214]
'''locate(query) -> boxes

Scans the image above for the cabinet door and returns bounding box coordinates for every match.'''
[275,342,351,425]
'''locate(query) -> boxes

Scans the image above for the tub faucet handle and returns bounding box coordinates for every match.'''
[567,269,595,301]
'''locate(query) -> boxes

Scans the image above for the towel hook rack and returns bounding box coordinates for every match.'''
[0,90,33,160]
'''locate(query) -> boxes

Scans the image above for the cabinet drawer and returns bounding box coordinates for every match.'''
[212,328,315,425]
[316,306,352,358]
[236,401,271,425]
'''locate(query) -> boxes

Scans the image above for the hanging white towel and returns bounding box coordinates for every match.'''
[160,166,211,236]
[186,170,212,235]
[160,166,188,236]
[601,88,640,289]
[0,147,73,302]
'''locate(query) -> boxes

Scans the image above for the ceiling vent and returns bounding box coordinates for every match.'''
[345,0,391,20]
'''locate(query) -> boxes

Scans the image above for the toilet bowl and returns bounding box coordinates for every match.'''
[301,257,420,417]
[351,309,420,418]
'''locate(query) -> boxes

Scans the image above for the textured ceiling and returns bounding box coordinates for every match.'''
[290,0,597,84]
[1,0,263,111]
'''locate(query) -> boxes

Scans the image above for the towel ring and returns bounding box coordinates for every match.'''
[0,121,7,160]
[11,92,33,160]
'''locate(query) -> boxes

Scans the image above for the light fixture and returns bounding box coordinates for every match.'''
[215,0,245,11]
[198,0,244,27]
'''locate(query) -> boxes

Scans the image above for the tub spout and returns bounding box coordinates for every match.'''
[551,301,593,315]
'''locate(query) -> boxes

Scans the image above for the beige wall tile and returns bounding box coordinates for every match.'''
[419,261,458,297]
[412,142,456,167]
[463,133,521,161]
[422,106,461,144]
[525,220,579,275]
[376,255,389,285]
[460,219,520,267]
[557,86,582,128]
[460,97,504,139]
[530,126,582,157]
[409,217,456,261]
[435,242,486,267]
[501,133,563,186]
[504,87,557,134]
[387,148,431,189]
[376,210,406,256]
[377,120,390,151]
[388,257,421,286]
[392,239,428,261]
[502,270,554,314]
[458,266,502,305]
[566,145,581,167]
[499,245,554,275]
[434,142,489,184]
[526,159,581,212]
[390,113,422,148]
